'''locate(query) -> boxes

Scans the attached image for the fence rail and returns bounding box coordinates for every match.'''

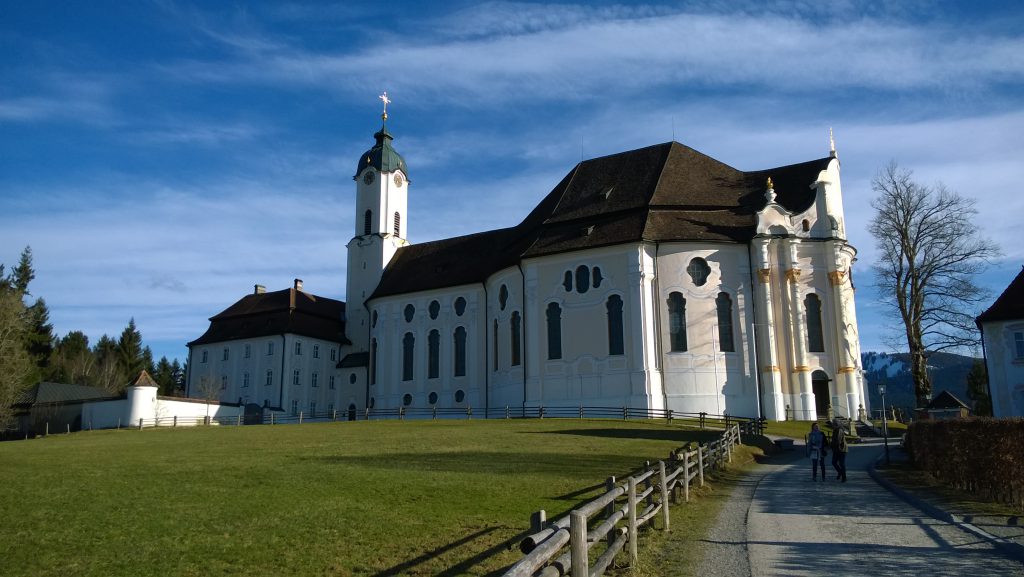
[504,424,742,577]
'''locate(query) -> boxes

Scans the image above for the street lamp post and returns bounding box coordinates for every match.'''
[878,384,890,465]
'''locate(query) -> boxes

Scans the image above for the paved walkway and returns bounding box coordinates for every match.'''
[698,439,1024,577]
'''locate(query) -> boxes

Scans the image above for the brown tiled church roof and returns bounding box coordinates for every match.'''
[188,287,349,347]
[977,267,1024,324]
[373,141,832,298]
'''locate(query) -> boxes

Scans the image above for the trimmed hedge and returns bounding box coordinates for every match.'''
[905,418,1024,509]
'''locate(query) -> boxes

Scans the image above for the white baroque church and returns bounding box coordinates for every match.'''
[187,107,867,422]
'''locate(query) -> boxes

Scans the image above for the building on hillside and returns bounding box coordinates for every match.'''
[185,281,356,419]
[977,267,1024,418]
[187,106,869,421]
[924,390,971,420]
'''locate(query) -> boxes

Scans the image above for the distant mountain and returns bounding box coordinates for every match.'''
[860,351,978,412]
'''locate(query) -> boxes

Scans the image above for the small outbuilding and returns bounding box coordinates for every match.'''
[925,390,971,420]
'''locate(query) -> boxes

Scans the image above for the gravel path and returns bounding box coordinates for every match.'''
[695,440,1024,577]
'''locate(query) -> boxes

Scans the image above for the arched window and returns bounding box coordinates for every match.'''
[716,292,735,352]
[370,339,377,385]
[687,258,711,286]
[563,271,573,292]
[510,311,521,366]
[364,209,372,235]
[493,319,499,371]
[575,265,590,293]
[428,329,440,379]
[454,326,467,377]
[404,304,415,322]
[393,212,401,237]
[592,267,603,288]
[429,300,440,320]
[546,302,562,360]
[805,294,825,352]
[668,292,687,352]
[402,332,414,381]
[499,285,508,310]
[606,295,624,356]
[454,297,467,316]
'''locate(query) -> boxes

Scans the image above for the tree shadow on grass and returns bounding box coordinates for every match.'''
[525,427,720,444]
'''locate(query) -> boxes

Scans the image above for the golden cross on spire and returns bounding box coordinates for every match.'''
[379,91,391,121]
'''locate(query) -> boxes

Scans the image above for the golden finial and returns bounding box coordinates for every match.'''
[766,176,774,190]
[379,91,391,121]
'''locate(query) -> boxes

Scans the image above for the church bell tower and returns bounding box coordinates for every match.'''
[345,92,409,352]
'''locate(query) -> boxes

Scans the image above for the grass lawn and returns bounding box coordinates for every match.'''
[0,419,726,577]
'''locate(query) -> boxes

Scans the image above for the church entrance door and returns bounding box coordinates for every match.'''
[243,403,264,425]
[811,371,831,419]
[347,404,357,421]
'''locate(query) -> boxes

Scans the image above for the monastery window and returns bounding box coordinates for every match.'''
[394,212,401,237]
[593,267,603,288]
[404,304,415,322]
[499,285,509,310]
[221,375,227,390]
[563,271,573,292]
[403,393,413,407]
[371,339,378,385]
[312,372,319,388]
[429,300,440,320]
[313,345,319,359]
[455,389,466,403]
[329,375,336,390]
[291,400,299,416]
[293,370,300,385]
[805,294,825,352]
[576,266,590,293]
[267,341,274,356]
[372,310,378,328]
[295,341,302,356]
[1014,332,1024,358]
[428,330,440,379]
[607,295,624,356]
[309,401,316,418]
[687,258,711,287]
[201,350,208,363]
[244,344,251,358]
[223,347,229,361]
[802,219,810,232]
[716,292,735,353]
[402,332,415,381]
[510,312,522,366]
[265,369,273,386]
[454,326,467,377]
[328,403,334,416]
[429,391,438,405]
[547,302,563,360]
[330,348,337,362]
[668,292,687,352]
[243,372,250,388]
[349,373,356,384]
[364,210,372,235]
[454,297,467,316]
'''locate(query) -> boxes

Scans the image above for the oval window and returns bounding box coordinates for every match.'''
[429,300,440,320]
[404,304,415,322]
[403,393,413,406]
[576,265,590,293]
[428,392,438,405]
[687,258,711,287]
[455,389,466,403]
[454,297,467,316]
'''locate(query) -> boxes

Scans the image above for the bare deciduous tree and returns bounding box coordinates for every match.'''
[869,161,1001,408]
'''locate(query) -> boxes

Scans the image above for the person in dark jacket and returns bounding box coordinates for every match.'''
[831,423,848,482]
[807,423,827,481]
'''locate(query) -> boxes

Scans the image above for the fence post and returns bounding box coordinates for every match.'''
[237,413,242,426]
[570,510,589,577]
[299,411,304,424]
[579,404,584,419]
[45,422,49,436]
[271,413,275,425]
[667,409,673,424]
[505,405,510,419]
[117,418,120,430]
[605,476,617,547]
[684,450,691,502]
[659,460,670,531]
[399,407,404,421]
[530,510,546,533]
[539,405,544,419]
[333,410,337,422]
[623,406,628,420]
[173,415,177,427]
[433,406,437,420]
[138,418,143,430]
[467,406,472,419]
[698,445,705,487]
[628,476,638,566]
[67,423,71,434]
[364,408,369,421]
[644,461,654,509]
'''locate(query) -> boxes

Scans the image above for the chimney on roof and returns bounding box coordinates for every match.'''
[294,278,304,291]
[254,284,266,295]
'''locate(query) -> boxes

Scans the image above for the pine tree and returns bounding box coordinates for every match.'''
[153,356,176,396]
[25,297,54,378]
[116,318,146,383]
[965,359,992,416]
[11,247,34,295]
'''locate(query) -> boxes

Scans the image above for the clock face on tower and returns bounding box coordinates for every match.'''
[362,171,375,185]
[393,173,404,187]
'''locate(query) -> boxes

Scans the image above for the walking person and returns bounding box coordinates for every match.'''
[807,423,827,481]
[831,423,848,482]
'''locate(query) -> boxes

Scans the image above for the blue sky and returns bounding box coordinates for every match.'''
[2,1,1022,364]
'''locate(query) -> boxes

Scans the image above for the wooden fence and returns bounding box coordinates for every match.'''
[502,424,742,577]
